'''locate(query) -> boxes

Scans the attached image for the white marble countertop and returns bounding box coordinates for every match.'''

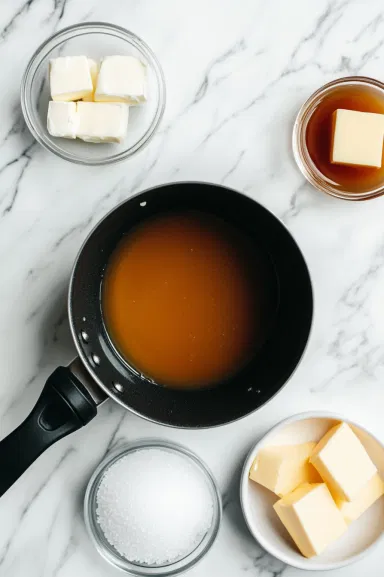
[1,0,384,575]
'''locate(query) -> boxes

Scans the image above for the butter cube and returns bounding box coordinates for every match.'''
[95,55,147,104]
[82,59,99,102]
[249,442,321,497]
[331,108,384,168]
[50,56,93,101]
[47,101,78,139]
[274,483,347,558]
[76,102,129,143]
[310,422,377,502]
[334,473,384,524]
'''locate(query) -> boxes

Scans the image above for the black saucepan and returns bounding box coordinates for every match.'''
[0,183,313,497]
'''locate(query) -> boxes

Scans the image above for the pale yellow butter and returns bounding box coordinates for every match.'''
[331,108,384,168]
[249,442,320,497]
[95,55,147,104]
[50,56,93,102]
[76,102,129,143]
[274,483,347,558]
[334,472,384,524]
[47,101,78,139]
[310,422,377,502]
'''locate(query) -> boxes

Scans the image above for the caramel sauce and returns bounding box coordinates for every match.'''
[306,85,384,192]
[102,211,274,389]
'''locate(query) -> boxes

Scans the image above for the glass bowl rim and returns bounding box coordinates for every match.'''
[20,21,166,166]
[292,75,384,201]
[84,438,222,576]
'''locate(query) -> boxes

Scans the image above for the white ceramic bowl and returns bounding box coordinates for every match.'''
[240,411,384,571]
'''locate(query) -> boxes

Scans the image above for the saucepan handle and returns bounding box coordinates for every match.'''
[0,366,98,497]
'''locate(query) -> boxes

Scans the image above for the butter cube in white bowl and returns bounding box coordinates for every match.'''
[335,473,384,525]
[240,412,384,571]
[21,23,165,165]
[249,442,321,497]
[310,422,377,502]
[273,483,347,558]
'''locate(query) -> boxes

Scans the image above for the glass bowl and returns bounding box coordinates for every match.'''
[84,439,222,576]
[292,76,384,201]
[21,22,166,165]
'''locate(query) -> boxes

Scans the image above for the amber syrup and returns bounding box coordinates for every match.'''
[306,84,384,193]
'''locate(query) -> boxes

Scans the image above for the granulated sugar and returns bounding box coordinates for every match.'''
[96,448,214,565]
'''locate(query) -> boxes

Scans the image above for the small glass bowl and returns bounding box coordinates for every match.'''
[84,439,222,576]
[292,76,384,201]
[21,22,166,165]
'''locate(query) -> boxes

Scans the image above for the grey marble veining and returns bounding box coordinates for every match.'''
[1,1,384,575]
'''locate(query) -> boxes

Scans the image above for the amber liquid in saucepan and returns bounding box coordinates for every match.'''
[306,85,384,193]
[102,211,275,390]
